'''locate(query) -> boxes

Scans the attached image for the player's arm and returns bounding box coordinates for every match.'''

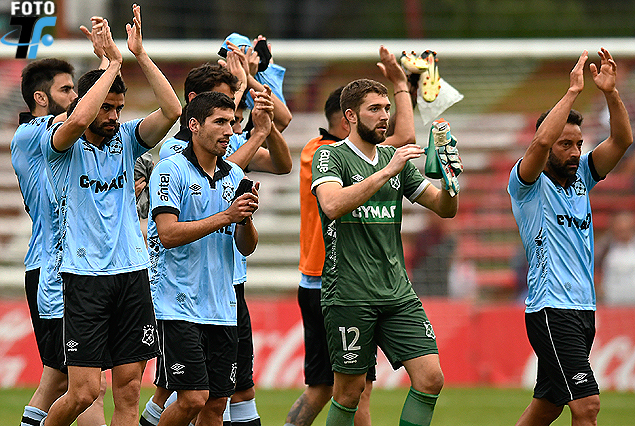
[227,39,293,131]
[586,48,633,177]
[377,45,416,148]
[414,184,458,218]
[80,16,110,69]
[127,4,181,147]
[225,88,273,170]
[234,183,259,256]
[518,51,587,184]
[154,190,258,249]
[315,144,423,220]
[248,125,292,174]
[52,20,122,152]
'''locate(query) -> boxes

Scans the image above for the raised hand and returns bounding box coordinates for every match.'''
[80,16,106,59]
[569,50,587,95]
[100,19,122,64]
[385,144,423,177]
[377,45,407,86]
[590,47,617,93]
[126,3,144,56]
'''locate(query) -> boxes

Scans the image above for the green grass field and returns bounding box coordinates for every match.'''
[2,386,635,425]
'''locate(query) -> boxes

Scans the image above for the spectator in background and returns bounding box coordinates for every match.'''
[595,210,635,305]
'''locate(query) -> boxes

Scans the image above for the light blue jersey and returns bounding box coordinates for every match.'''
[37,173,63,318]
[147,142,244,324]
[159,126,248,284]
[10,113,54,270]
[41,119,150,275]
[508,152,600,313]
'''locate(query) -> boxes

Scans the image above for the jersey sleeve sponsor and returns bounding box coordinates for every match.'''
[311,145,343,194]
[149,158,183,220]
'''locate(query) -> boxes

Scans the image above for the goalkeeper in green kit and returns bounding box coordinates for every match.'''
[311,51,462,426]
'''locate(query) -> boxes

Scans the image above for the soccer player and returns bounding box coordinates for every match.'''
[312,58,459,426]
[508,49,632,426]
[40,8,181,426]
[12,57,108,426]
[285,46,415,426]
[142,60,289,426]
[147,90,259,426]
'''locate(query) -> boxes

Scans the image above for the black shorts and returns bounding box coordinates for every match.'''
[526,308,599,406]
[25,268,48,361]
[234,282,255,392]
[155,320,238,397]
[298,286,376,386]
[40,318,66,372]
[62,270,160,367]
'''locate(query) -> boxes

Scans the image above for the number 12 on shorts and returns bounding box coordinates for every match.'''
[339,326,361,351]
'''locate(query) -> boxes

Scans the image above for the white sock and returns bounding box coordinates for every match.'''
[21,406,47,426]
[139,397,164,426]
[230,398,260,424]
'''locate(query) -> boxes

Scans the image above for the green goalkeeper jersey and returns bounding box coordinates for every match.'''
[311,139,431,306]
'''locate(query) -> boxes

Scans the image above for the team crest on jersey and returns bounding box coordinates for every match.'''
[222,181,235,203]
[389,176,401,190]
[107,136,123,155]
[573,178,586,196]
[142,324,155,346]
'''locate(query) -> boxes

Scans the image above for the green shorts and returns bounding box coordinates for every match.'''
[323,297,438,374]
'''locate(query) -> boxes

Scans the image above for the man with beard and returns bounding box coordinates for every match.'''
[40,10,181,426]
[508,48,632,426]
[311,69,459,426]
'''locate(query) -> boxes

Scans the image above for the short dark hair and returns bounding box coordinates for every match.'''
[184,63,240,104]
[76,69,127,98]
[21,58,74,112]
[340,79,388,119]
[536,108,583,130]
[324,86,344,125]
[186,91,235,125]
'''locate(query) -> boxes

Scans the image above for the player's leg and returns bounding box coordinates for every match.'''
[203,324,239,426]
[522,309,599,426]
[515,398,564,426]
[22,269,68,426]
[327,373,366,426]
[376,298,441,426]
[285,285,334,426]
[322,304,376,426]
[354,379,373,426]
[158,390,209,426]
[43,366,102,426]
[139,387,173,426]
[231,283,260,426]
[76,371,108,426]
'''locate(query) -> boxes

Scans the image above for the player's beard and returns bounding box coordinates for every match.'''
[547,150,579,180]
[357,119,386,145]
[46,97,67,116]
[89,120,120,138]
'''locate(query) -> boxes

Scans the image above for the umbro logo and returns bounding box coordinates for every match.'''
[351,174,364,183]
[572,372,588,384]
[342,352,358,364]
[171,363,185,374]
[189,183,202,195]
[66,340,79,351]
